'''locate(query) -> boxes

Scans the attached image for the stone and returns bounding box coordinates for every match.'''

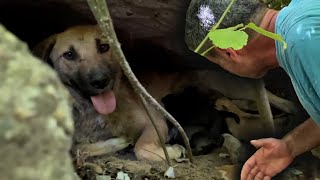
[0,24,79,180]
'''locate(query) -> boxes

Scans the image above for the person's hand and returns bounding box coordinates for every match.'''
[240,138,294,180]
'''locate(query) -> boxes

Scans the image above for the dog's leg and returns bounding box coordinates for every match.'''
[216,98,273,140]
[254,80,275,137]
[76,137,130,156]
[267,90,298,114]
[215,97,260,119]
[134,122,184,161]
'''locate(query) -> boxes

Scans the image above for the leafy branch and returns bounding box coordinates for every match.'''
[194,0,237,53]
[86,0,194,167]
[195,0,287,56]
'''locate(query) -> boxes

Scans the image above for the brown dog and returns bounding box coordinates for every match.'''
[32,25,186,161]
[32,25,298,162]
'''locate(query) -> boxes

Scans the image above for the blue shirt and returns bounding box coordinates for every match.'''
[275,0,320,125]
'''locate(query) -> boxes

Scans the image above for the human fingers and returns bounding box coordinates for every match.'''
[263,176,271,180]
[250,138,276,149]
[247,166,259,180]
[241,156,256,180]
[253,171,264,180]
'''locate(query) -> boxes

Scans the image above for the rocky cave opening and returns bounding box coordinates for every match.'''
[0,1,315,179]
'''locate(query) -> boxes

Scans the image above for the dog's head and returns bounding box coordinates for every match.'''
[33,25,120,115]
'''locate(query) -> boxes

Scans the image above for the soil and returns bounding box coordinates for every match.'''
[73,77,320,180]
[73,145,320,180]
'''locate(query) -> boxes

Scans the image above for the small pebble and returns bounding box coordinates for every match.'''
[289,168,303,176]
[219,153,230,159]
[96,175,112,180]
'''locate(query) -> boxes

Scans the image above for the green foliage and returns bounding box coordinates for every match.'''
[195,0,288,56]
[245,23,287,49]
[204,23,287,53]
[208,27,248,50]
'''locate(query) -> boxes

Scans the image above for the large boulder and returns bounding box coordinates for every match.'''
[0,24,78,180]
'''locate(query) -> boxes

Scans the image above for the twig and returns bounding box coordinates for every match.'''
[86,0,194,163]
[195,0,237,54]
[201,45,215,56]
[138,93,172,166]
[140,147,167,163]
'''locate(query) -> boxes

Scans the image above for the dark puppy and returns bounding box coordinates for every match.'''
[163,86,235,155]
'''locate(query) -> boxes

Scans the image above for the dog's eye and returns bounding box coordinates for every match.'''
[98,44,110,53]
[63,51,76,60]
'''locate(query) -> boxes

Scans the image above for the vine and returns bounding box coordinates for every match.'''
[195,0,287,56]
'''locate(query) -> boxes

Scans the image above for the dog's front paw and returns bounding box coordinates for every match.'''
[77,137,130,156]
[166,144,186,159]
[222,133,247,164]
[134,143,186,161]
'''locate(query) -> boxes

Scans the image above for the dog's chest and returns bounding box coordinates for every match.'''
[72,99,113,144]
[107,91,147,140]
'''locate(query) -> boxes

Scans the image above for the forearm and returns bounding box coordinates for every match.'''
[283,118,320,158]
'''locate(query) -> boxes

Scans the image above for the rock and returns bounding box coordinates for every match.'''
[215,165,241,180]
[219,153,230,159]
[0,0,219,71]
[0,25,78,180]
[311,146,320,159]
[0,0,189,46]
[96,175,112,180]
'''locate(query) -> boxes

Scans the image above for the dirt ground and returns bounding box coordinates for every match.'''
[72,79,320,180]
[74,145,320,180]
[64,67,320,180]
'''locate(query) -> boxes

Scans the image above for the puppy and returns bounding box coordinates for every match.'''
[32,25,184,161]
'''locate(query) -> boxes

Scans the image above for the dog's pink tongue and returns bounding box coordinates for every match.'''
[90,90,116,115]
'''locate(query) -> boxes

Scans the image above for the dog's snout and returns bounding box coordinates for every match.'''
[88,72,111,90]
[90,77,109,89]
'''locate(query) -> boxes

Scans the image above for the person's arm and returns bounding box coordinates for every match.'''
[283,118,320,158]
[241,118,320,180]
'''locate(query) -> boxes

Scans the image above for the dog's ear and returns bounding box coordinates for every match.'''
[32,34,57,67]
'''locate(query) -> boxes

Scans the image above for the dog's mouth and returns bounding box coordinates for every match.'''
[88,79,116,115]
[67,75,118,115]
[70,81,116,116]
[90,89,116,115]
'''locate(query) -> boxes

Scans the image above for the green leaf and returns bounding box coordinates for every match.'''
[208,29,249,50]
[245,22,287,49]
[226,23,245,31]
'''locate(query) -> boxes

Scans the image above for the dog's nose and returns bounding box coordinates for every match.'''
[89,74,110,89]
[90,77,109,89]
